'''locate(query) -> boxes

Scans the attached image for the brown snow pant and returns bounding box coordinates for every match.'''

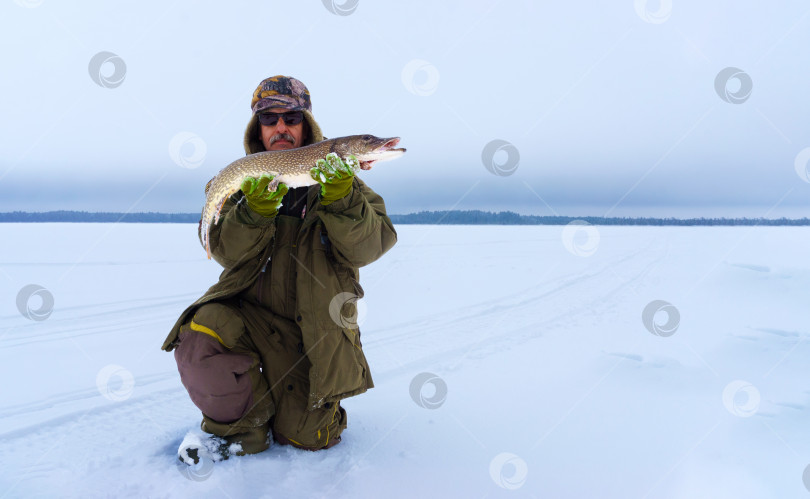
[174,300,346,453]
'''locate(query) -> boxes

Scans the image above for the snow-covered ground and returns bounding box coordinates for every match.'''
[1,223,809,498]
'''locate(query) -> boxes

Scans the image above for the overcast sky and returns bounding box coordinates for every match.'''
[1,0,809,217]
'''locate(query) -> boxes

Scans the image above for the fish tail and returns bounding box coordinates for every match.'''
[203,188,238,259]
[202,219,211,259]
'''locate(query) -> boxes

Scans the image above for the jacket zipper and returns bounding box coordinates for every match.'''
[257,255,270,304]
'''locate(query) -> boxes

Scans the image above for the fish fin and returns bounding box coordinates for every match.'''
[200,220,211,259]
[213,188,237,225]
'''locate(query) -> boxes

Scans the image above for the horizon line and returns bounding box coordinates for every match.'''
[1,210,808,223]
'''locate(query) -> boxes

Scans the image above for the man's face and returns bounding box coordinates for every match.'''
[259,107,308,151]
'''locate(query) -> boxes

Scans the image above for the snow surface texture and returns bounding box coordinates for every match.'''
[1,223,809,498]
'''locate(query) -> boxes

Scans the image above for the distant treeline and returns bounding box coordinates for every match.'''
[389,210,810,226]
[0,211,199,223]
[1,210,809,226]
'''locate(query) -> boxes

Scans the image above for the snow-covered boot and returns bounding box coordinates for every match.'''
[177,425,271,465]
[178,432,235,465]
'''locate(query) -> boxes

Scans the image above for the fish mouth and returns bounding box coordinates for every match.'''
[357,137,406,170]
[381,137,402,150]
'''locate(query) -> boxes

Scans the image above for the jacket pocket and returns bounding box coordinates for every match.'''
[190,302,246,349]
[341,327,362,349]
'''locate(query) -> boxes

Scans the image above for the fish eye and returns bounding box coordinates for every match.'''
[362,135,372,141]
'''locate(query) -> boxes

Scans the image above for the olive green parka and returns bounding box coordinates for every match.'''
[162,111,397,411]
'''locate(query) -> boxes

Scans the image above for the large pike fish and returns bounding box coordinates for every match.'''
[201,134,405,259]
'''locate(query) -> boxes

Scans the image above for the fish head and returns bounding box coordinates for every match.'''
[336,135,406,170]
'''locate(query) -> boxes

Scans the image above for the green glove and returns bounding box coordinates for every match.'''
[310,153,357,205]
[240,174,288,217]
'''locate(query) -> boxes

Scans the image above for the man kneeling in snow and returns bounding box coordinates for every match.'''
[162,75,397,463]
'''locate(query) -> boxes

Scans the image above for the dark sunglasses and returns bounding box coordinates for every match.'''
[258,111,304,126]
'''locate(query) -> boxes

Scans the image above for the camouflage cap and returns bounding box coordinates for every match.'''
[251,75,312,114]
